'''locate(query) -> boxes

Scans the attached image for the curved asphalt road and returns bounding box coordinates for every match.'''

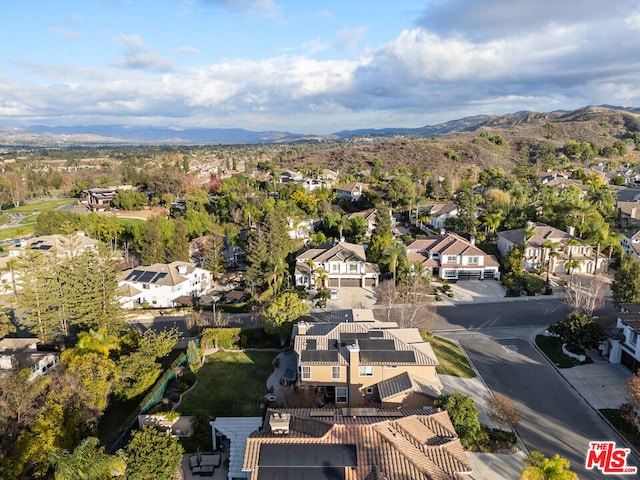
[446,331,638,479]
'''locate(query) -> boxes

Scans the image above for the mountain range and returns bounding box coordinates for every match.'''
[1,105,639,146]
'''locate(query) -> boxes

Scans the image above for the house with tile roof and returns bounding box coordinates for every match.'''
[0,338,59,380]
[411,202,459,232]
[334,182,369,202]
[406,232,500,280]
[496,222,607,275]
[9,232,100,258]
[617,200,640,228]
[621,228,640,258]
[118,261,211,308]
[608,303,640,372]
[243,408,472,480]
[293,316,442,408]
[346,208,378,236]
[295,240,379,289]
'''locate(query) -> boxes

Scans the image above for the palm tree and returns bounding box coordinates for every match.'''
[269,258,288,295]
[337,215,349,241]
[383,242,406,284]
[315,268,329,291]
[49,437,126,480]
[563,238,581,275]
[482,210,504,236]
[305,258,315,289]
[541,240,560,286]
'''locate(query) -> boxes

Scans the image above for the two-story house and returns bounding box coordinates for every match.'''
[118,261,211,308]
[293,315,442,408]
[294,240,379,289]
[412,202,459,232]
[608,303,640,372]
[242,408,471,480]
[406,232,500,280]
[346,208,377,237]
[334,182,369,202]
[497,222,607,275]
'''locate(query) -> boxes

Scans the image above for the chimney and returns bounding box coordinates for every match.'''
[347,343,360,406]
[269,412,290,435]
[297,321,308,336]
[470,235,476,246]
[566,225,575,237]
[440,228,446,235]
[176,264,187,275]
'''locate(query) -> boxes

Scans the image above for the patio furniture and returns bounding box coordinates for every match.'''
[189,453,221,476]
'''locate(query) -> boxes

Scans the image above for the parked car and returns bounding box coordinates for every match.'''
[329,288,339,299]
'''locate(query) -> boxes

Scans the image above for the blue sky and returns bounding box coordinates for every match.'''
[2,0,640,133]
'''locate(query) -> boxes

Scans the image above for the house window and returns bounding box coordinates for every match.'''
[467,256,479,265]
[143,284,149,289]
[359,365,374,377]
[331,366,340,380]
[365,387,374,395]
[301,366,311,380]
[349,263,358,272]
[332,263,339,272]
[446,255,457,263]
[335,387,348,403]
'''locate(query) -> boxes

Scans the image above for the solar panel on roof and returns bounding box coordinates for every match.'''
[301,350,339,362]
[125,270,143,281]
[306,339,317,350]
[258,443,357,468]
[139,271,156,283]
[153,272,168,282]
[358,339,395,351]
[368,330,384,338]
[360,350,415,363]
[339,332,369,342]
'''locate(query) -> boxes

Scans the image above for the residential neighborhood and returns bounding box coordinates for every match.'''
[3,112,640,479]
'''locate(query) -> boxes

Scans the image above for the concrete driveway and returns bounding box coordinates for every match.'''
[434,280,507,304]
[319,287,378,311]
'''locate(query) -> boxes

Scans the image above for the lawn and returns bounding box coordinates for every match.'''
[601,408,640,451]
[535,335,590,368]
[177,350,277,417]
[0,225,35,241]
[422,333,476,378]
[4,198,76,214]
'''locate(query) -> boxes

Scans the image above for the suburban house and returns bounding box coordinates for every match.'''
[294,240,380,289]
[243,408,472,480]
[607,303,640,372]
[346,208,377,236]
[9,232,100,258]
[79,185,136,211]
[412,201,459,231]
[293,315,442,408]
[406,232,500,280]
[621,228,640,258]
[617,200,640,228]
[287,217,315,241]
[118,261,211,309]
[334,182,369,202]
[496,222,607,275]
[0,338,59,380]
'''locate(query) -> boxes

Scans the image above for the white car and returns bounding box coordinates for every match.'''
[329,288,339,299]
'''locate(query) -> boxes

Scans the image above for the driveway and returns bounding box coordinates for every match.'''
[317,287,378,311]
[434,280,508,304]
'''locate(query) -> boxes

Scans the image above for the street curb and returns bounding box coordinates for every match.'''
[528,328,640,466]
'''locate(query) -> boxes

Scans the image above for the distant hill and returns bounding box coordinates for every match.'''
[0,105,639,148]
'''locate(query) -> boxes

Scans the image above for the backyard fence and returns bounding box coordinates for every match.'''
[107,351,188,453]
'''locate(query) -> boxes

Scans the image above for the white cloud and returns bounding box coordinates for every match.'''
[337,26,367,54]
[625,11,640,30]
[112,34,177,72]
[48,26,83,40]
[302,37,330,55]
[171,46,202,55]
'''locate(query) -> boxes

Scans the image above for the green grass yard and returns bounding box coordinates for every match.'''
[535,335,590,368]
[422,333,476,378]
[177,350,277,418]
[4,198,76,214]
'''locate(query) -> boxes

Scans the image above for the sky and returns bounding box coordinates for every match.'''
[2,0,640,134]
